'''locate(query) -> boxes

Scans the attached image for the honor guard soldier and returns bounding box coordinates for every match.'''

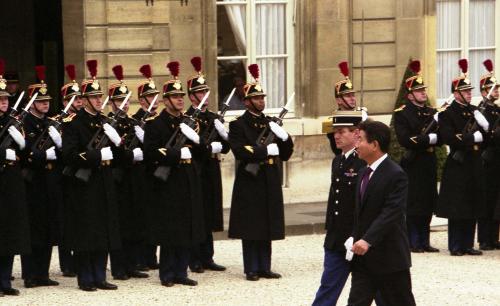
[227,64,294,281]
[62,60,121,291]
[186,57,228,273]
[107,65,149,280]
[143,61,205,287]
[436,59,488,256]
[4,71,22,110]
[477,59,500,250]
[21,66,61,288]
[394,60,440,253]
[135,64,160,271]
[323,62,367,155]
[0,59,30,297]
[57,64,83,278]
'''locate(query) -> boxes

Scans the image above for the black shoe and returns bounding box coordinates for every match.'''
[173,277,198,286]
[450,250,464,256]
[411,247,425,253]
[2,288,20,296]
[37,278,59,286]
[161,280,174,287]
[136,264,150,272]
[62,270,77,277]
[202,262,226,271]
[245,272,259,281]
[128,270,149,278]
[258,271,282,279]
[113,273,130,281]
[95,281,118,290]
[24,279,39,288]
[79,285,97,292]
[479,244,494,251]
[465,248,483,255]
[147,263,160,270]
[189,265,205,273]
[423,246,440,252]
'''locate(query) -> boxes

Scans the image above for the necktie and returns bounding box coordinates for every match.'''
[359,167,373,200]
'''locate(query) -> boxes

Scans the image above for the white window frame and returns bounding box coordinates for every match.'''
[216,0,295,116]
[436,0,500,106]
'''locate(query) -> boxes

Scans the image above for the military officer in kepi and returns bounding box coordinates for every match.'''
[393,60,440,253]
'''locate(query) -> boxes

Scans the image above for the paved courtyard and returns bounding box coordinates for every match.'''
[4,228,500,306]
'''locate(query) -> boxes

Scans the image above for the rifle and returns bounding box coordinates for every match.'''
[153,90,210,182]
[0,91,25,142]
[244,92,294,176]
[74,93,130,182]
[0,93,37,151]
[124,94,158,150]
[201,87,235,144]
[403,111,439,162]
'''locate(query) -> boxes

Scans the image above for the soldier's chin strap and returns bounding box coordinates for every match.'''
[85,96,100,115]
[409,92,427,106]
[32,101,45,117]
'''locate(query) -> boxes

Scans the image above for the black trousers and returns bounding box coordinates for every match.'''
[478,218,499,246]
[189,231,215,268]
[110,240,141,276]
[138,243,158,267]
[74,251,108,287]
[159,245,189,282]
[58,246,75,273]
[0,255,14,289]
[242,240,271,274]
[448,219,475,252]
[407,215,432,249]
[347,269,416,306]
[21,246,52,281]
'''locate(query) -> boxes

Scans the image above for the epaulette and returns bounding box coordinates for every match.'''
[63,113,76,123]
[394,105,406,112]
[437,103,450,112]
[145,114,158,122]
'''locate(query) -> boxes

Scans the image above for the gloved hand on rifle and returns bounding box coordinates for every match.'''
[267,143,280,156]
[269,121,289,141]
[103,123,122,146]
[473,130,483,143]
[180,147,192,159]
[101,146,114,161]
[5,148,16,161]
[8,126,25,150]
[48,126,63,149]
[179,123,200,144]
[211,141,223,154]
[214,119,228,140]
[133,147,143,162]
[134,125,145,143]
[428,133,438,145]
[473,110,489,131]
[46,146,57,160]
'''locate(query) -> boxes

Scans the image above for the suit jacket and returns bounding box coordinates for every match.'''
[351,157,411,274]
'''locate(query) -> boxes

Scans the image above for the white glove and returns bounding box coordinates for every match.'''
[133,147,143,162]
[134,125,145,143]
[269,121,289,141]
[180,147,192,159]
[344,237,354,261]
[428,133,438,145]
[473,130,483,143]
[101,146,114,161]
[213,119,228,141]
[103,123,122,146]
[8,126,25,150]
[266,143,279,156]
[5,149,16,161]
[179,123,200,144]
[210,141,223,154]
[473,110,489,131]
[48,126,62,149]
[46,146,57,160]
[433,112,439,123]
[361,109,368,122]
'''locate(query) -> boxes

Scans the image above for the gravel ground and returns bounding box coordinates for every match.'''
[4,228,500,306]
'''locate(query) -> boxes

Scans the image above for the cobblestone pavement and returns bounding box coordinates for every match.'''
[4,228,500,306]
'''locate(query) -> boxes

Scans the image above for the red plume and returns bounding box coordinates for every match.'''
[112,65,124,81]
[167,61,180,78]
[86,60,98,78]
[248,64,260,80]
[190,57,202,73]
[139,64,152,79]
[409,60,421,74]
[338,61,349,78]
[35,65,46,82]
[0,58,5,76]
[483,59,493,73]
[65,64,76,81]
[458,59,468,74]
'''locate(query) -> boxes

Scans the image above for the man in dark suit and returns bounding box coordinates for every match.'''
[347,120,416,306]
